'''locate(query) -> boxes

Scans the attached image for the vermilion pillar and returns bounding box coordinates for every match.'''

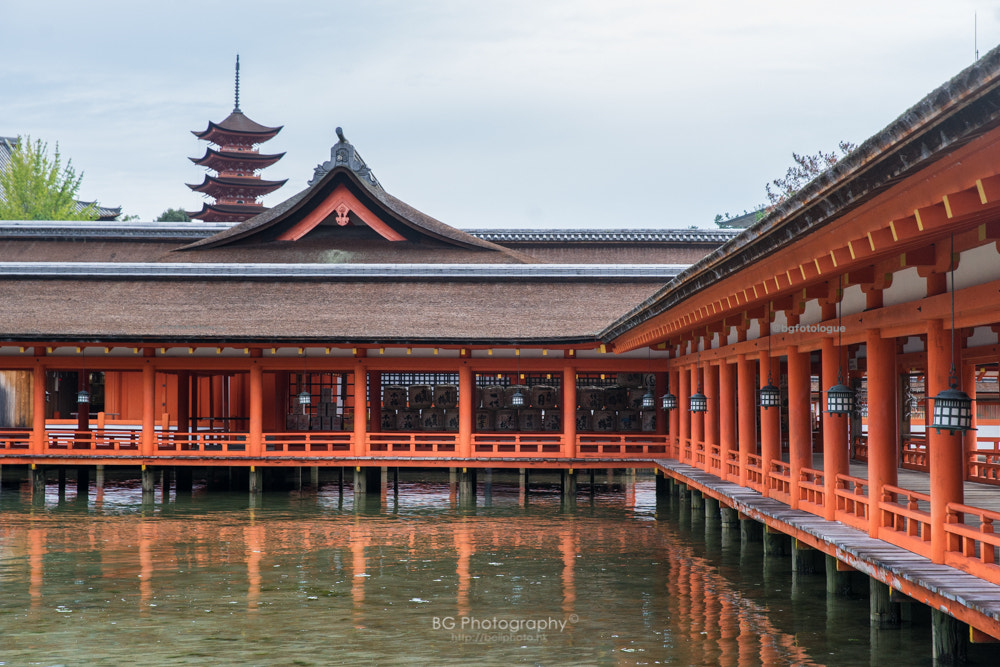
[822,337,848,521]
[737,353,755,487]
[927,319,964,563]
[669,367,680,457]
[562,365,577,457]
[31,361,46,455]
[706,363,720,470]
[759,348,780,497]
[176,371,190,434]
[678,365,690,463]
[690,364,703,466]
[249,362,263,458]
[459,363,474,458]
[141,362,156,457]
[866,329,897,537]
[719,360,737,481]
[352,363,367,457]
[787,346,811,510]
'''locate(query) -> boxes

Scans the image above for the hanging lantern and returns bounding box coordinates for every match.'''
[930,382,974,434]
[510,389,525,408]
[759,378,781,409]
[689,390,708,413]
[77,388,91,404]
[298,389,312,410]
[825,382,854,414]
[641,390,655,409]
[660,391,677,411]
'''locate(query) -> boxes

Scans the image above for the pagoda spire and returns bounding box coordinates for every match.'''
[234,54,241,113]
[186,59,286,223]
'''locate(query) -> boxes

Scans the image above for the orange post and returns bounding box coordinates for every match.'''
[737,353,755,487]
[141,362,156,457]
[821,337,848,521]
[458,363,474,458]
[718,360,736,481]
[248,362,263,458]
[678,365,690,463]
[963,362,977,480]
[759,348,780,496]
[690,364,703,467]
[352,363,367,457]
[786,346,811,510]
[562,364,577,458]
[654,370,667,435]
[866,329,897,537]
[669,367,680,457]
[705,363,720,466]
[927,318,964,563]
[31,361,46,455]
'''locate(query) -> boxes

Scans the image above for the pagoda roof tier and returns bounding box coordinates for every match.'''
[190,148,285,173]
[192,110,282,145]
[187,202,267,223]
[187,175,288,198]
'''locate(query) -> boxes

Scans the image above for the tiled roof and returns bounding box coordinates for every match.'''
[468,229,740,244]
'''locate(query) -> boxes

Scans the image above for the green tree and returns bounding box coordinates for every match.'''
[765,142,857,207]
[155,208,191,222]
[0,136,98,220]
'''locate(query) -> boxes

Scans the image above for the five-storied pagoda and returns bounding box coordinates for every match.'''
[187,56,286,222]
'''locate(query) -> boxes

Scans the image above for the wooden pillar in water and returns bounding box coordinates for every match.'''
[932,609,968,664]
[458,468,476,507]
[141,465,155,504]
[561,468,576,509]
[825,554,854,596]
[740,516,762,542]
[869,579,900,628]
[249,466,262,496]
[30,465,45,502]
[76,466,90,499]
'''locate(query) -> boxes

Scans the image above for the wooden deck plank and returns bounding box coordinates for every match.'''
[655,457,1000,626]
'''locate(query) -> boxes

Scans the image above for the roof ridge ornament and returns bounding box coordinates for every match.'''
[309,126,382,190]
[234,54,241,113]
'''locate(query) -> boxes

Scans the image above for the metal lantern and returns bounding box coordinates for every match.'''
[510,389,525,408]
[298,389,312,410]
[641,390,655,409]
[930,383,974,433]
[76,388,91,404]
[825,382,854,414]
[689,390,708,413]
[759,379,781,409]
[660,391,677,411]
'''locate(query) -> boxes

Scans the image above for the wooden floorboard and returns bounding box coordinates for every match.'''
[655,458,1000,625]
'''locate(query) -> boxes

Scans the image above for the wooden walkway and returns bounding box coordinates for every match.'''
[655,457,1000,637]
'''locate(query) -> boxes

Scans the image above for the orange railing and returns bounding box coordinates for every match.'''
[967,439,1000,486]
[944,502,1000,585]
[724,450,740,483]
[0,429,31,450]
[47,429,140,452]
[768,460,792,504]
[708,444,724,476]
[901,437,928,472]
[370,433,459,456]
[578,434,668,457]
[878,484,933,558]
[834,473,870,531]
[745,454,764,493]
[798,468,825,515]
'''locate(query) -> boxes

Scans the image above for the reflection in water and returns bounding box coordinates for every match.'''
[0,472,960,665]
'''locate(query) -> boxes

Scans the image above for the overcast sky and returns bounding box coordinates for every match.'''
[3,1,999,228]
